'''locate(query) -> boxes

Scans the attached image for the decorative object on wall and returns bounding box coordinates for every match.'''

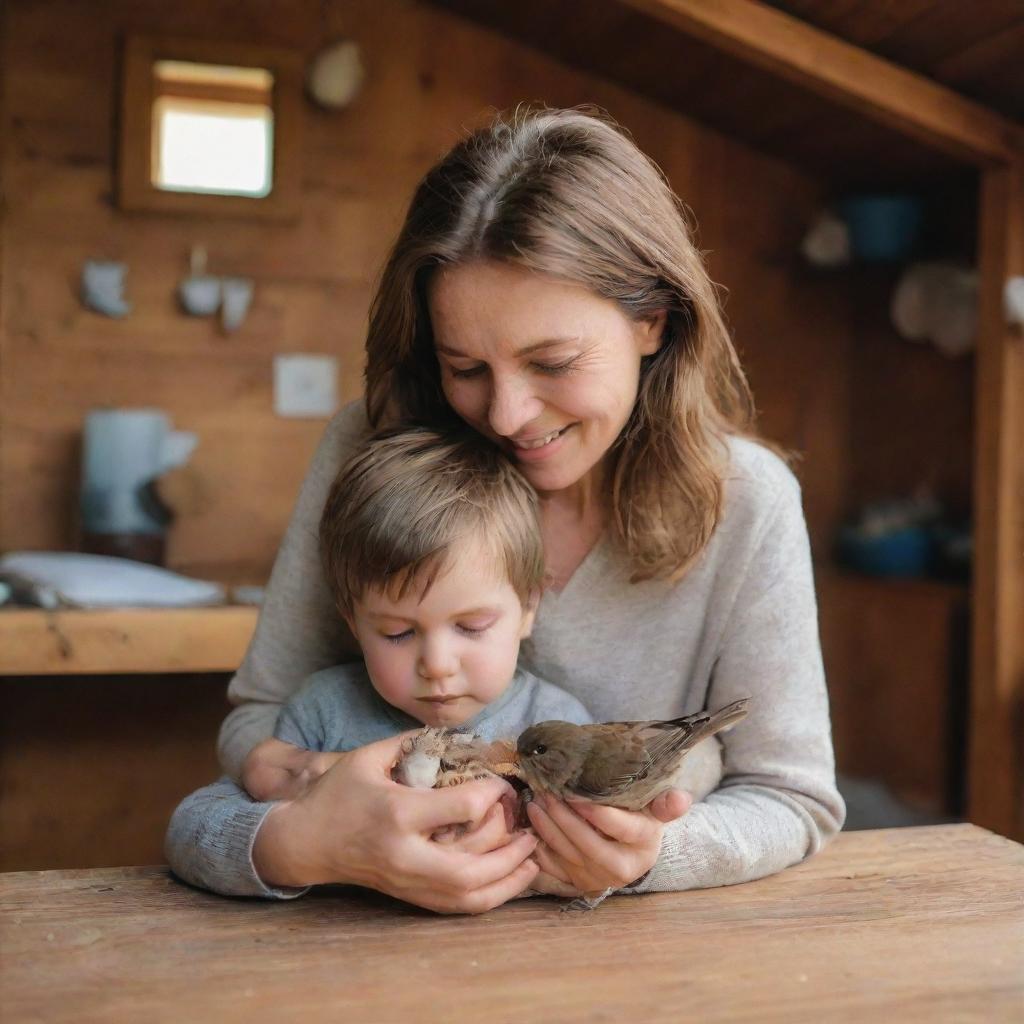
[305,39,365,110]
[273,353,339,418]
[800,211,851,268]
[178,245,221,316]
[81,260,132,318]
[1005,276,1024,330]
[891,262,978,358]
[221,277,255,333]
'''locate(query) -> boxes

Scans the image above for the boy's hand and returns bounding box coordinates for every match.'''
[242,737,344,801]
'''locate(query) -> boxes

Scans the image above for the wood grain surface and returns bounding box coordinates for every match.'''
[1,0,863,575]
[0,606,257,674]
[2,825,1021,1023]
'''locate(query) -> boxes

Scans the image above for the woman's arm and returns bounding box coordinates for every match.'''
[218,402,368,780]
[168,733,540,911]
[637,475,845,891]
[253,736,539,913]
[530,474,845,894]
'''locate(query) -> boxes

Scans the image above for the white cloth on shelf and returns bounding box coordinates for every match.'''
[0,552,225,608]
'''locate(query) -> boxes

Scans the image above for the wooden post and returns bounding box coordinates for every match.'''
[970,162,1024,840]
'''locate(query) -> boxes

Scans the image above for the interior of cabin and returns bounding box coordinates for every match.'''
[1,0,1021,871]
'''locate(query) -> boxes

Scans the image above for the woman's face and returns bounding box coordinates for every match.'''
[429,261,664,496]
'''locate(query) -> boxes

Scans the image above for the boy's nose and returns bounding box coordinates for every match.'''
[417,637,457,681]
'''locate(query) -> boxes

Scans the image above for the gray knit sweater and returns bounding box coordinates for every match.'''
[166,663,592,897]
[215,401,845,895]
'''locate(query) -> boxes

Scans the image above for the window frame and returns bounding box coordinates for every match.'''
[117,34,303,221]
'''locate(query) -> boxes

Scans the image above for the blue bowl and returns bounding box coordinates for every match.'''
[838,195,924,263]
[837,526,932,578]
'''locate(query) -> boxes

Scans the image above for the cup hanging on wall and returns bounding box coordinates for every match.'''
[221,277,254,333]
[178,245,221,316]
[81,260,131,318]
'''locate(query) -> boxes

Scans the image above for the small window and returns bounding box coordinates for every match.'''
[117,36,303,220]
[151,61,274,198]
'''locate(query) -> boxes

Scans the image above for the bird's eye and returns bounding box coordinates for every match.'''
[531,744,547,756]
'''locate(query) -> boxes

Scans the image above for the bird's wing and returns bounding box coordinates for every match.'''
[571,710,730,800]
[572,727,652,799]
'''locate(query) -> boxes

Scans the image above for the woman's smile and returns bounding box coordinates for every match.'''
[509,423,575,460]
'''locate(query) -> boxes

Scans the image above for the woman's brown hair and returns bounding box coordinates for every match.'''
[364,105,756,582]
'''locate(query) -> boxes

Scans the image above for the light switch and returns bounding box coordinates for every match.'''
[273,354,339,418]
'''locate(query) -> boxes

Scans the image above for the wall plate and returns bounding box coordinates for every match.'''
[273,354,339,418]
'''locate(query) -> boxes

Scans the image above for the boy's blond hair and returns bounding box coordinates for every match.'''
[320,426,544,616]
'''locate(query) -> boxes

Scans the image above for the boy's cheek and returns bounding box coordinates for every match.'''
[362,647,410,706]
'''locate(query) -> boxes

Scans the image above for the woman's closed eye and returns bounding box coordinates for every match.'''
[532,356,580,376]
[445,356,581,380]
[448,363,487,380]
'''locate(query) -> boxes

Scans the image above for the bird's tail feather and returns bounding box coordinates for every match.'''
[671,698,750,748]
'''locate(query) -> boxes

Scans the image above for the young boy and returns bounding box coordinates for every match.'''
[164,425,592,899]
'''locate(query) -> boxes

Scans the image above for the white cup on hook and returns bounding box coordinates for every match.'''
[178,245,221,316]
[221,277,254,333]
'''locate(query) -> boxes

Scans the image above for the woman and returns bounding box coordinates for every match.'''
[215,106,844,913]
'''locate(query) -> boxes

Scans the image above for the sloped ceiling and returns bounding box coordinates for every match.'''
[427,0,1022,188]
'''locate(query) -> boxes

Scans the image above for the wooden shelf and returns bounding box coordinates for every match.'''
[0,607,258,676]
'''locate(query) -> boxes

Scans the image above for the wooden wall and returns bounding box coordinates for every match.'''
[0,0,975,869]
[0,0,853,579]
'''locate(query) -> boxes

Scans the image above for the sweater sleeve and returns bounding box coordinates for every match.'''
[164,778,310,899]
[217,402,369,780]
[632,476,846,894]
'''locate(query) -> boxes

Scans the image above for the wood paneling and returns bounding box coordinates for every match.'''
[0,0,984,865]
[0,674,230,871]
[1,0,857,577]
[818,570,969,814]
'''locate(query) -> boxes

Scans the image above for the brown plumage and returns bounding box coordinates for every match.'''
[392,728,519,789]
[516,699,750,810]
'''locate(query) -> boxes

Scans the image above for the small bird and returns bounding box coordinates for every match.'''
[516,698,750,811]
[518,699,750,910]
[392,728,519,789]
[392,728,523,841]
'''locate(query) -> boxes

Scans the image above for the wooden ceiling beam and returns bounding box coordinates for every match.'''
[617,0,1024,166]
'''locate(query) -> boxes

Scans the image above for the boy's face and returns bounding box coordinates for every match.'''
[346,537,537,728]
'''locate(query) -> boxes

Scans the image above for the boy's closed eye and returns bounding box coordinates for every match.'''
[381,619,497,644]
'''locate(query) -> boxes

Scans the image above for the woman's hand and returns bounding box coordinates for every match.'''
[242,737,344,801]
[252,732,539,914]
[527,789,692,897]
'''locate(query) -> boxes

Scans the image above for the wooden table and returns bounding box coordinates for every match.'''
[2,825,1021,1023]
